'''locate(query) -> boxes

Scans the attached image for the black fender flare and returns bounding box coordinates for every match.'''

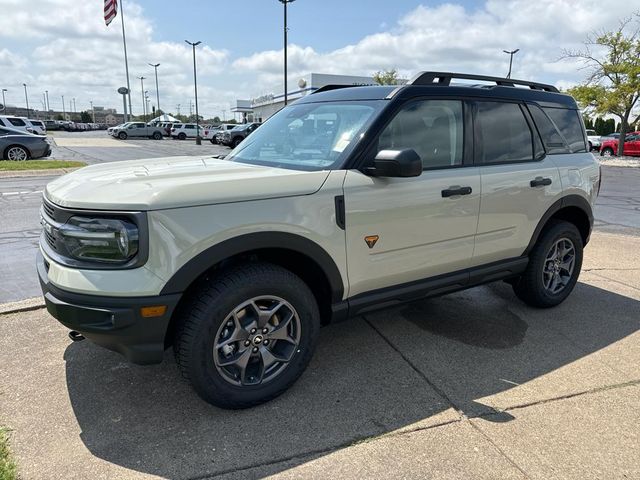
[523,195,594,255]
[159,231,345,302]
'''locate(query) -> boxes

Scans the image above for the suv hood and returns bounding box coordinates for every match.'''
[45,156,331,211]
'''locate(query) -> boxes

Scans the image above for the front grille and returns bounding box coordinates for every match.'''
[42,201,55,218]
[44,230,57,251]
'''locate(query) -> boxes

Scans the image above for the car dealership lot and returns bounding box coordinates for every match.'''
[0,163,638,478]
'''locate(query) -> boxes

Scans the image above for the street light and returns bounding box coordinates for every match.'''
[23,83,30,116]
[90,100,95,123]
[62,95,66,120]
[503,49,520,79]
[138,76,146,122]
[45,90,50,117]
[278,0,295,106]
[185,40,202,145]
[1,89,7,113]
[149,63,161,114]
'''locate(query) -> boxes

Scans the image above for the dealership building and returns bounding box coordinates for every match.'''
[231,73,381,122]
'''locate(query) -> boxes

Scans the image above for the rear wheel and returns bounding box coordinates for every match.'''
[210,139,217,144]
[152,131,162,140]
[601,147,615,157]
[232,137,242,148]
[178,132,187,140]
[513,220,583,308]
[174,262,320,409]
[5,145,29,161]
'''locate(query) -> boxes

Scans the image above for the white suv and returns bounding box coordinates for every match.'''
[170,123,202,140]
[38,72,600,409]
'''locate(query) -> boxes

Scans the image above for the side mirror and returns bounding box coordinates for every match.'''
[365,149,422,178]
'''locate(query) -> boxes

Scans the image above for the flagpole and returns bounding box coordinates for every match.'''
[120,0,133,121]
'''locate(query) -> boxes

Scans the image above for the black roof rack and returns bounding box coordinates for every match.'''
[408,71,559,93]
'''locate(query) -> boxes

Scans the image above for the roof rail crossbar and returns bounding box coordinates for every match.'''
[408,72,559,93]
[311,84,360,95]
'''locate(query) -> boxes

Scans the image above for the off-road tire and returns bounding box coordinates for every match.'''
[513,220,583,308]
[174,262,320,409]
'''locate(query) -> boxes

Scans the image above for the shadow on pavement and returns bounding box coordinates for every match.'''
[64,280,639,479]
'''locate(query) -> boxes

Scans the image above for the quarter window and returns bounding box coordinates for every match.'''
[542,107,587,153]
[527,104,570,155]
[378,100,464,169]
[476,102,533,164]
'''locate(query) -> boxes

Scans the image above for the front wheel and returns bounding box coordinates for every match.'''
[118,132,127,140]
[174,262,320,409]
[513,220,583,308]
[600,147,615,157]
[178,132,187,140]
[231,137,242,148]
[210,139,217,144]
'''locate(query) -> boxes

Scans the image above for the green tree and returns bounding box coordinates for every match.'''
[55,114,64,121]
[80,111,92,123]
[564,14,640,155]
[583,116,594,129]
[373,69,400,85]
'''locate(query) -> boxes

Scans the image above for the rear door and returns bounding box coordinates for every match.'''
[624,134,640,155]
[471,101,563,266]
[344,98,481,297]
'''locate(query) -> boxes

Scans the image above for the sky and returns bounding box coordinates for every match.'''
[1,0,640,119]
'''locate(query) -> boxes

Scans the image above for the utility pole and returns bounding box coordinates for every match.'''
[185,40,202,144]
[90,101,95,122]
[138,76,146,122]
[149,63,161,114]
[503,49,520,79]
[45,90,50,117]
[23,83,29,116]
[73,98,77,115]
[278,0,296,106]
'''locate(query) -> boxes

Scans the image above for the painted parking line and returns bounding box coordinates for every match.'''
[0,190,44,196]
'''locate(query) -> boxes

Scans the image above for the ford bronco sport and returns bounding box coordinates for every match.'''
[38,72,600,409]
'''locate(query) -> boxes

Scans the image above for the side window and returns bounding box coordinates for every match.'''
[542,107,587,153]
[527,104,570,154]
[378,99,464,169]
[8,118,26,127]
[185,125,194,129]
[476,102,533,164]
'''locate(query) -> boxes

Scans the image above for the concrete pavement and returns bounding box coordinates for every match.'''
[0,229,638,479]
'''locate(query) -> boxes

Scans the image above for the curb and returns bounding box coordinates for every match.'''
[0,167,82,179]
[0,297,45,315]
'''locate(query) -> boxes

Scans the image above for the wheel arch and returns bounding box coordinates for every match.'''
[523,195,594,255]
[161,232,345,345]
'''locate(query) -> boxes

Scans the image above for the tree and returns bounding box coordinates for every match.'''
[80,111,92,123]
[373,69,400,85]
[563,14,640,155]
[55,114,64,121]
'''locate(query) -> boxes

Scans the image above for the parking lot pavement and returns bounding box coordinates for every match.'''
[48,131,229,164]
[0,228,638,480]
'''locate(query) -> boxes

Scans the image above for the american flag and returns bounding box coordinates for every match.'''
[104,0,118,26]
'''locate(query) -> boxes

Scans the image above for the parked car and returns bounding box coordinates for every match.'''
[112,122,165,140]
[214,124,242,144]
[600,131,640,157]
[0,125,51,160]
[159,122,175,136]
[170,123,202,140]
[0,115,36,134]
[600,133,620,142]
[44,120,61,131]
[585,129,600,151]
[206,123,237,144]
[107,123,128,136]
[38,71,599,409]
[219,123,262,148]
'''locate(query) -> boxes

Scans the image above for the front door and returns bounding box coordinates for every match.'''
[343,99,481,297]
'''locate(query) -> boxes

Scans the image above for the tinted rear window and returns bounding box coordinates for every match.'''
[476,102,533,164]
[527,105,570,155]
[8,118,26,126]
[542,107,587,153]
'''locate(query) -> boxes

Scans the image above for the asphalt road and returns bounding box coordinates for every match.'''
[1,161,638,304]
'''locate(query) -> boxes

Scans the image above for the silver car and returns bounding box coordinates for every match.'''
[112,122,164,140]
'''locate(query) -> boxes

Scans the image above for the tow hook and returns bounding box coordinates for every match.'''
[68,330,85,342]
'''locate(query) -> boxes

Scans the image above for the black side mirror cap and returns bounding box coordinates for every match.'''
[365,149,422,178]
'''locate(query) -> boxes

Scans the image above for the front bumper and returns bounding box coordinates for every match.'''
[37,252,181,365]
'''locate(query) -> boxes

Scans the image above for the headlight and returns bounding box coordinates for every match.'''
[58,216,139,263]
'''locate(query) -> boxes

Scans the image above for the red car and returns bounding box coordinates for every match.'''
[600,131,640,157]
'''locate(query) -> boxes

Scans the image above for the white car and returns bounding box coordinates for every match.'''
[0,115,36,134]
[170,123,203,140]
[586,129,601,151]
[38,71,600,409]
[27,119,47,135]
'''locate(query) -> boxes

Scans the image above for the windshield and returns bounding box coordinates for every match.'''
[227,100,384,171]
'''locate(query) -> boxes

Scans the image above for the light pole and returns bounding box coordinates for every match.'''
[90,101,95,123]
[45,90,50,117]
[278,0,295,106]
[503,49,520,79]
[2,89,7,113]
[138,76,146,122]
[62,95,66,120]
[149,63,161,114]
[176,103,181,116]
[23,83,29,116]
[144,91,150,120]
[185,40,202,144]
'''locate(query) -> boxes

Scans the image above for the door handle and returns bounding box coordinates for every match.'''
[441,186,472,198]
[530,177,552,187]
